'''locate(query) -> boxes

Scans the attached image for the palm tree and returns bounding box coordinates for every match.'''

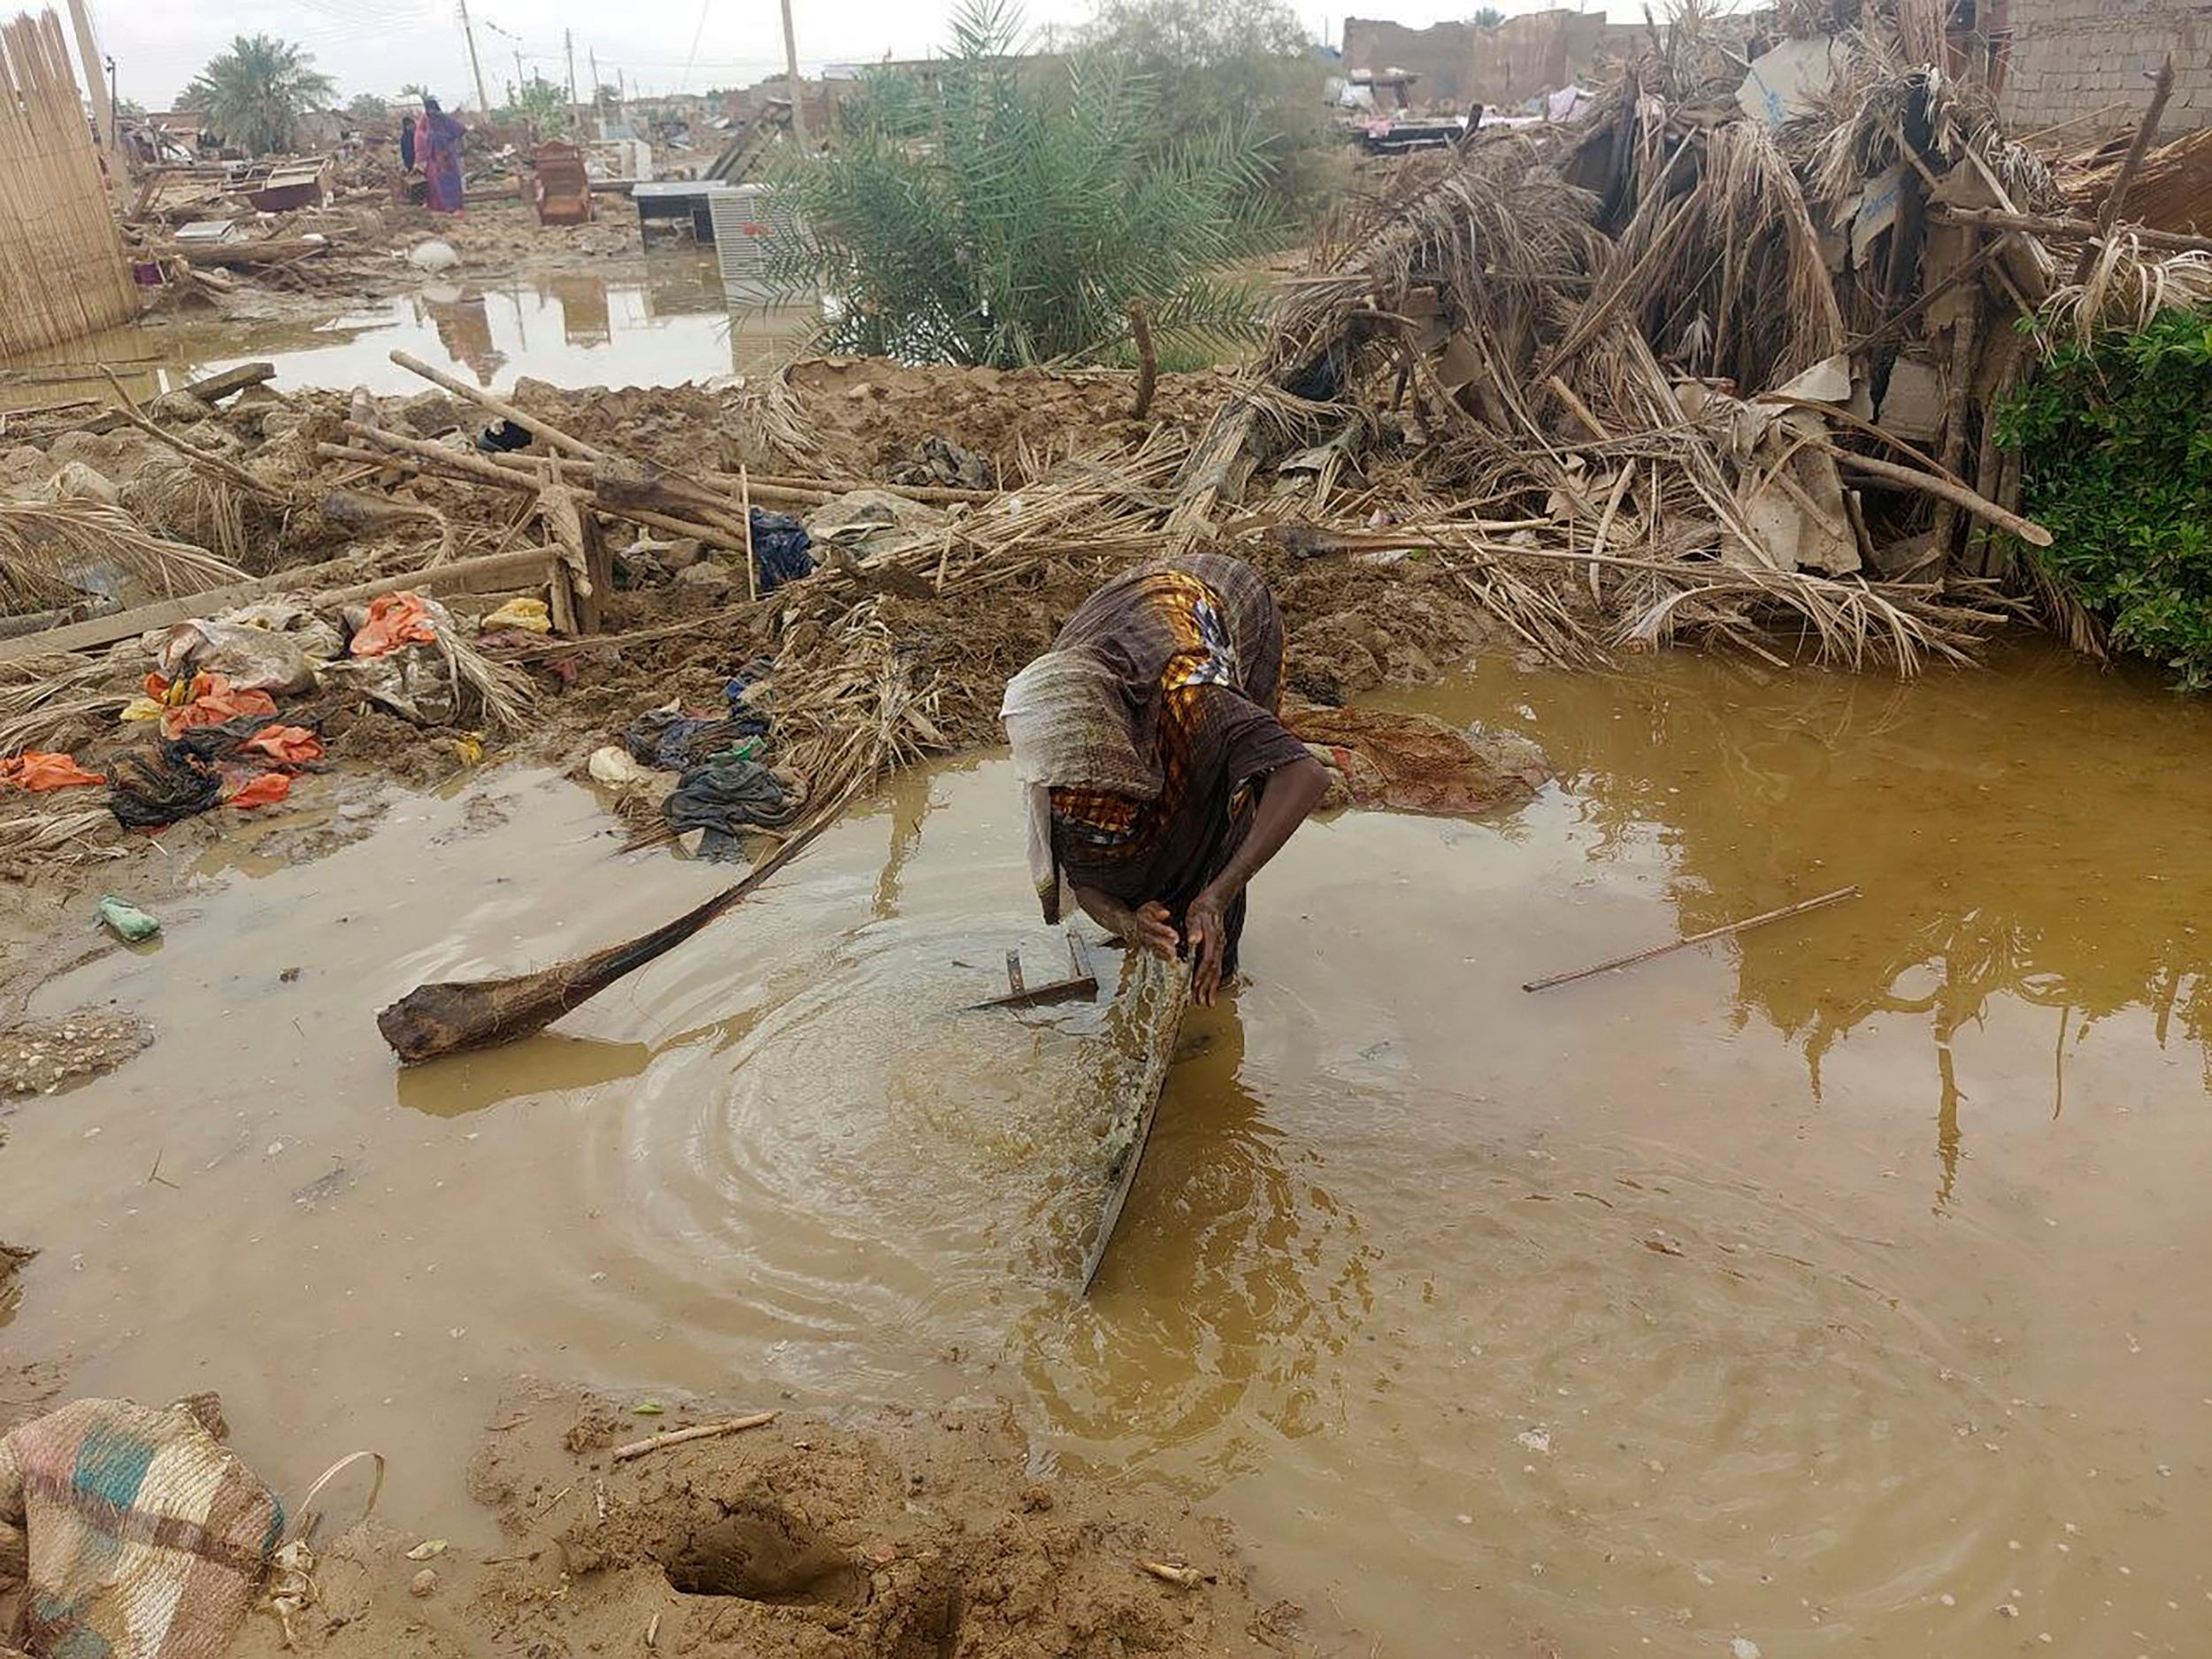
[179,35,337,156]
[1472,6,1506,26]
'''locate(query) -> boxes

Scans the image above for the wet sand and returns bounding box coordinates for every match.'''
[4,641,2210,1655]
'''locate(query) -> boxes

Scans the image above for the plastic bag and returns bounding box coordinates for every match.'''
[0,750,104,790]
[150,672,280,740]
[481,596,552,634]
[152,620,319,696]
[240,725,326,765]
[349,591,441,657]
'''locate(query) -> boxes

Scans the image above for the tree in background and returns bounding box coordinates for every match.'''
[1473,6,1506,27]
[501,73,575,136]
[772,0,1271,367]
[178,35,336,155]
[345,92,389,123]
[1079,0,1336,222]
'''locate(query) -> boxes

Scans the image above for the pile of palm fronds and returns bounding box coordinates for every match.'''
[1151,0,2197,667]
[0,500,247,614]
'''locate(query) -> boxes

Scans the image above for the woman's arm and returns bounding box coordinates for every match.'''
[1184,755,1330,1005]
[1071,884,1179,959]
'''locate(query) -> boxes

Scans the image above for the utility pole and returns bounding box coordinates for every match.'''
[588,46,603,134]
[780,0,808,145]
[565,29,580,130]
[511,48,525,105]
[457,0,493,115]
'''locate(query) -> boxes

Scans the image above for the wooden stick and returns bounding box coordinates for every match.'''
[1816,442,2053,547]
[610,1412,776,1463]
[388,349,610,461]
[1126,297,1156,421]
[2072,55,2173,285]
[1931,205,2212,257]
[739,464,757,603]
[101,369,288,502]
[1523,886,1862,994]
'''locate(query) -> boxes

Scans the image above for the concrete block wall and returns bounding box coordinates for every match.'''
[2001,0,2212,133]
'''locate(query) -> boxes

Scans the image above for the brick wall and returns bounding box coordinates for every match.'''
[1341,17,1477,105]
[2001,0,2212,132]
[1468,10,1610,110]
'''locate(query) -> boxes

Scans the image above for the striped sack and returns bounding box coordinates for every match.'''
[0,1394,282,1659]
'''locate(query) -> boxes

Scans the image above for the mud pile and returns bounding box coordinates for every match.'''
[228,1385,1290,1659]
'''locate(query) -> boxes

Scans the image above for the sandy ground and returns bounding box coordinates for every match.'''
[226,1383,1291,1659]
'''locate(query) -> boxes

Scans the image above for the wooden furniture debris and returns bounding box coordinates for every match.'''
[528,142,595,227]
[970,933,1099,1011]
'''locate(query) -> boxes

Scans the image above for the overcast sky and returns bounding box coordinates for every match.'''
[91,0,1632,111]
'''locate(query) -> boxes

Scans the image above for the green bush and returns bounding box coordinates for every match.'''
[1997,310,2212,688]
[770,0,1271,368]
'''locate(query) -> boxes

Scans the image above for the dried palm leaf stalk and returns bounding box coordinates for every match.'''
[0,501,247,614]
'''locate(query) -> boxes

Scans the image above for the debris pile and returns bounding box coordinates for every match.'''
[1170,0,2206,671]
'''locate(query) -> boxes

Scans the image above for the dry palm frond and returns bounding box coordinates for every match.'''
[434,626,534,733]
[118,460,254,567]
[0,651,133,757]
[727,365,819,472]
[0,500,247,614]
[2045,239,2212,338]
[0,805,127,866]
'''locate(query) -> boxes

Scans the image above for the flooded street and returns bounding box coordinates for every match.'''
[6,642,2212,1655]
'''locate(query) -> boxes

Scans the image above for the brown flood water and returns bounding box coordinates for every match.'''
[6,641,2212,1656]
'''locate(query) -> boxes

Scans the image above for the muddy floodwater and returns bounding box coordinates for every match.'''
[0,254,812,408]
[7,642,2212,1656]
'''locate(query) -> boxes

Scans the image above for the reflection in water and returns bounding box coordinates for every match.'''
[396,1032,653,1117]
[424,291,504,387]
[1025,1008,1372,1482]
[1416,641,2212,1206]
[0,256,819,402]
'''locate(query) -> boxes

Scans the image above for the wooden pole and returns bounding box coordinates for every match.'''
[1930,205,2212,257]
[780,0,809,145]
[388,349,609,460]
[63,0,117,180]
[1822,443,2054,548]
[457,0,494,117]
[565,29,580,132]
[2072,54,2174,285]
[739,464,757,603]
[610,1413,776,1463]
[1523,887,1862,994]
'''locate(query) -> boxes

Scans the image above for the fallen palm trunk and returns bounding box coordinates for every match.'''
[377,781,864,1062]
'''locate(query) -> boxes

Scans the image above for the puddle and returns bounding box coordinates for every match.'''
[6,642,2212,1655]
[0,255,814,408]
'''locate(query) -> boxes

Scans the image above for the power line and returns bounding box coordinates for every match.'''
[678,0,710,92]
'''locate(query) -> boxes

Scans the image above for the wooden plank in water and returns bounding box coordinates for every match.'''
[1080,954,1191,1292]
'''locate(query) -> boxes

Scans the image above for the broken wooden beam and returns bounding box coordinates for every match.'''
[180,361,276,404]
[1930,205,2212,257]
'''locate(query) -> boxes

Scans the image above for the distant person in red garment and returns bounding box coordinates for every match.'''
[419,96,466,215]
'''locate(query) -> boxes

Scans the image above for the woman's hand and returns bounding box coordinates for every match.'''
[1121,900,1180,961]
[1073,887,1179,961]
[1184,887,1229,1005]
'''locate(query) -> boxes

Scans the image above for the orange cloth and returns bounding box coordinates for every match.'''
[239,725,326,765]
[0,750,104,790]
[152,672,279,740]
[225,772,293,810]
[349,591,439,657]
